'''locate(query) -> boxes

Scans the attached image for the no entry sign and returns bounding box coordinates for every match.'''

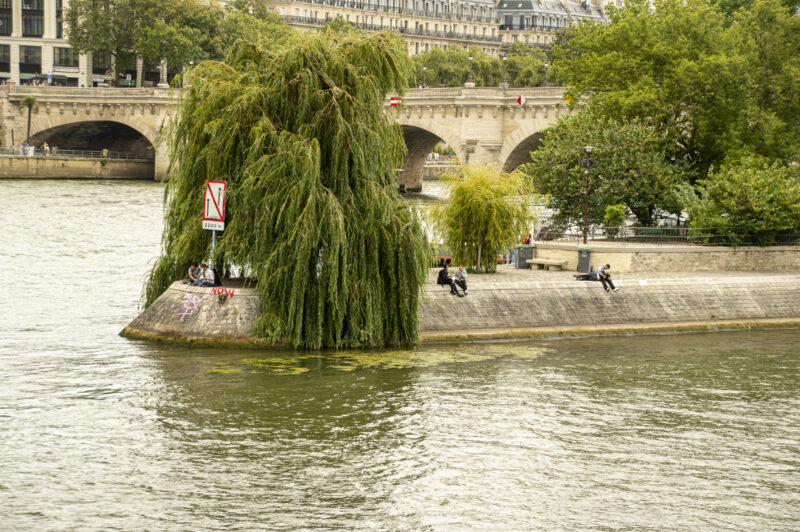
[202,180,227,231]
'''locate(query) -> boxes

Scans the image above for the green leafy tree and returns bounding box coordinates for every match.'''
[730,0,800,162]
[553,0,749,179]
[686,155,800,245]
[410,47,500,87]
[521,113,690,226]
[145,32,429,350]
[429,166,538,273]
[505,42,548,87]
[65,0,140,79]
[66,0,224,81]
[603,204,628,238]
[218,9,294,54]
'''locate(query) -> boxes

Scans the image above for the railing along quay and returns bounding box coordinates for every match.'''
[0,147,155,160]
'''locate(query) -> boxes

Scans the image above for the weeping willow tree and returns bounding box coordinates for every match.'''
[144,30,429,350]
[429,166,538,273]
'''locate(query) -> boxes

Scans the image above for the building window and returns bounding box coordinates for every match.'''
[0,0,11,37]
[0,44,9,72]
[53,47,78,67]
[22,0,43,37]
[19,45,41,73]
[92,51,111,75]
[56,0,63,38]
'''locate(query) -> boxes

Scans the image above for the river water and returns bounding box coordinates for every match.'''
[2,180,799,531]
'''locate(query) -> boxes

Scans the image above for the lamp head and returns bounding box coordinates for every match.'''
[423,66,427,71]
[469,55,473,61]
[582,146,595,156]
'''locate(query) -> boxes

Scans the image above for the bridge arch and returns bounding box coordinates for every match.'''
[398,122,462,191]
[27,120,156,156]
[498,116,554,174]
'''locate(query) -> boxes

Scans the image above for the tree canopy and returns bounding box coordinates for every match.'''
[144,31,429,350]
[552,0,800,180]
[521,113,689,226]
[428,166,537,273]
[684,156,800,245]
[65,0,292,81]
[408,44,549,88]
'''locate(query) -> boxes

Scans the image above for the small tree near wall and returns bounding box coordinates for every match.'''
[429,165,538,273]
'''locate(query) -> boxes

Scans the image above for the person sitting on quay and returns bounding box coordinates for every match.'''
[195,263,215,287]
[186,262,201,284]
[454,265,468,295]
[574,264,620,292]
[437,263,463,296]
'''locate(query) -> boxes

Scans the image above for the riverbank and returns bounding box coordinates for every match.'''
[121,267,800,347]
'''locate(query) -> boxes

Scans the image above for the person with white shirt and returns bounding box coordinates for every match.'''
[195,263,215,287]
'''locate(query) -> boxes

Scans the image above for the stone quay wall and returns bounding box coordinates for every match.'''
[0,155,154,179]
[534,244,800,273]
[122,274,800,347]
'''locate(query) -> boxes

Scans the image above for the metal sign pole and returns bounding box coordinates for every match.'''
[211,230,216,267]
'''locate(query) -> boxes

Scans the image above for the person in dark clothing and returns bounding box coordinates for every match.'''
[437,264,463,296]
[575,264,619,292]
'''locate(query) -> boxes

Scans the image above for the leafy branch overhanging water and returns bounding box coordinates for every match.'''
[144,32,429,350]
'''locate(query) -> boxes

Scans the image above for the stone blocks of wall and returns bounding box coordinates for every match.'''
[534,244,800,272]
[123,275,800,346]
[122,283,261,344]
[0,156,154,179]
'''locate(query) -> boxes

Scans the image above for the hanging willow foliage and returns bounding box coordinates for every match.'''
[144,30,429,350]
[428,165,538,273]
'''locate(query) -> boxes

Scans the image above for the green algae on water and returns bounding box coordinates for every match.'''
[203,344,550,376]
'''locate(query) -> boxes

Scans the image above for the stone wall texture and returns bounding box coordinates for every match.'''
[122,275,800,346]
[0,156,154,179]
[534,244,800,272]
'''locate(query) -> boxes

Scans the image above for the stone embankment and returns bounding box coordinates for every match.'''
[0,155,154,179]
[121,269,800,346]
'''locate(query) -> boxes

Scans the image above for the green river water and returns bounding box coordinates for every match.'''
[1,180,799,530]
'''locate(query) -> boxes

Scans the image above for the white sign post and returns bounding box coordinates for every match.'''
[202,180,227,264]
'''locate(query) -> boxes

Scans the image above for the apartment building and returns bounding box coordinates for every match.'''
[496,0,607,49]
[271,0,504,56]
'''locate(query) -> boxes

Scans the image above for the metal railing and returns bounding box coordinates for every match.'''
[533,224,800,247]
[0,147,155,160]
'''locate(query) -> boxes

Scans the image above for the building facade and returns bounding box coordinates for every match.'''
[496,0,607,49]
[271,0,504,56]
[0,0,611,85]
[0,0,104,86]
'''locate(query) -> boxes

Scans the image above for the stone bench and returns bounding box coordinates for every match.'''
[526,258,569,271]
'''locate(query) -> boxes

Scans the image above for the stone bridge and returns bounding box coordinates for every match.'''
[0,85,568,185]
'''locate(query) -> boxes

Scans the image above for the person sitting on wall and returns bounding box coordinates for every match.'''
[195,263,216,287]
[574,264,620,292]
[437,263,463,296]
[454,265,468,295]
[186,262,201,284]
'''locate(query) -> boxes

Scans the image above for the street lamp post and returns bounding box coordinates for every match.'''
[465,54,474,87]
[422,65,427,87]
[580,146,596,245]
[543,62,549,87]
[157,39,168,88]
[499,55,508,88]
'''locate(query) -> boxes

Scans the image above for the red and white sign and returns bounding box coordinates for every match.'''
[390,97,402,107]
[516,95,527,106]
[202,180,227,231]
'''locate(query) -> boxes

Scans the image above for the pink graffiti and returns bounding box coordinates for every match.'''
[179,288,209,321]
[210,287,235,299]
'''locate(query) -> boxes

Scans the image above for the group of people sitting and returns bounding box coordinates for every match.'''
[574,264,620,292]
[437,264,468,297]
[187,262,216,286]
